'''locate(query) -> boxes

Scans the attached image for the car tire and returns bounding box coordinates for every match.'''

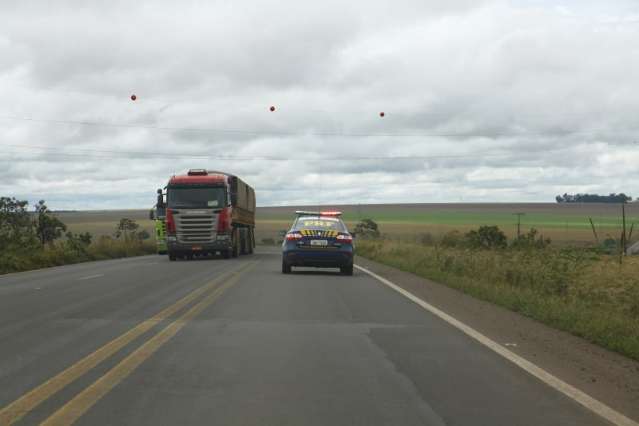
[340,264,353,276]
[282,260,291,274]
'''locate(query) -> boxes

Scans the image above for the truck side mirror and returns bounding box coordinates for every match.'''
[278,230,287,237]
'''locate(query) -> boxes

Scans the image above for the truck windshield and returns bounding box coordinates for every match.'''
[167,186,226,209]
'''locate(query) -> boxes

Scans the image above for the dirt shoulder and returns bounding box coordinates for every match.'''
[356,255,639,422]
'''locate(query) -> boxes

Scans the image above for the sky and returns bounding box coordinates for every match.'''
[0,0,638,209]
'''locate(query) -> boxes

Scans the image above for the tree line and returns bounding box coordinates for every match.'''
[555,193,632,203]
[0,196,153,274]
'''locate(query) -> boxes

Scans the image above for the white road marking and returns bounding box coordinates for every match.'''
[77,274,104,281]
[354,264,639,426]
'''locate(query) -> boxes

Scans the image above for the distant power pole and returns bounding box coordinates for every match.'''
[622,201,627,256]
[514,212,525,238]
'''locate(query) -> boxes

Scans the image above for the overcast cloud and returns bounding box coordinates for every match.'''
[0,0,638,209]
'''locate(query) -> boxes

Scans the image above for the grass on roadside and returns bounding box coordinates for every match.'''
[0,238,156,275]
[357,240,639,362]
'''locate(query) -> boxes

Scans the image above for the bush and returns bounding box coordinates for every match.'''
[464,225,507,249]
[353,218,380,239]
[511,228,551,250]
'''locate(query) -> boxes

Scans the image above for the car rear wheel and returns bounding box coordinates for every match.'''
[282,260,291,274]
[340,264,353,276]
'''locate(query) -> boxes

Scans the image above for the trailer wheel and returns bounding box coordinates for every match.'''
[247,228,254,254]
[239,228,248,255]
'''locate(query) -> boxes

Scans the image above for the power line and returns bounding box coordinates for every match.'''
[0,114,623,139]
[0,145,514,162]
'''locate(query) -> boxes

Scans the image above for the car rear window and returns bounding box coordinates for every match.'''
[293,217,347,232]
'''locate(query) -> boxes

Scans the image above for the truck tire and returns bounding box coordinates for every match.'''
[247,228,254,254]
[232,228,240,258]
[169,253,177,261]
[239,228,247,255]
[222,249,231,259]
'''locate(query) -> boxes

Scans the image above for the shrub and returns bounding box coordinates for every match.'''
[465,226,507,249]
[353,218,380,239]
[511,228,551,249]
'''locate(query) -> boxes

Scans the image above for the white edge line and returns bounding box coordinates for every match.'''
[77,274,104,281]
[354,264,638,426]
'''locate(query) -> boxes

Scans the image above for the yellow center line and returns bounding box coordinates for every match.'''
[41,261,257,426]
[0,262,252,425]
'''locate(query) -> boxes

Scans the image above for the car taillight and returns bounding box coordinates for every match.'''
[217,207,232,233]
[285,232,303,241]
[336,234,353,244]
[166,209,176,234]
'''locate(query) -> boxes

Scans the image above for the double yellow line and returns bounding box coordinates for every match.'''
[0,261,256,425]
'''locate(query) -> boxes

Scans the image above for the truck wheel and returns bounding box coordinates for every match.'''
[169,253,176,261]
[239,228,247,255]
[232,228,240,258]
[247,228,254,254]
[222,250,231,259]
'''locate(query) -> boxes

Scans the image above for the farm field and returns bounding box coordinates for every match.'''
[54,203,639,246]
[256,203,639,245]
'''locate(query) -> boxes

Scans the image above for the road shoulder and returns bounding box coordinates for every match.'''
[355,256,639,422]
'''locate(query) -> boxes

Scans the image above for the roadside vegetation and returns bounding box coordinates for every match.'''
[0,197,155,275]
[355,219,639,361]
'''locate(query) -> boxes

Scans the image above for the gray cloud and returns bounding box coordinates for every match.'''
[0,0,638,209]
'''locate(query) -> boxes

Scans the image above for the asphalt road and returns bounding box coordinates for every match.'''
[0,249,613,426]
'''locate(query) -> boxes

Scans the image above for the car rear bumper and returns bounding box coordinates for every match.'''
[283,248,353,267]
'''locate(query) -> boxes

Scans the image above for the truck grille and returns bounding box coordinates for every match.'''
[175,211,217,244]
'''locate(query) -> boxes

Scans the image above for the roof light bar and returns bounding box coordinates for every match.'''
[295,211,320,216]
[320,211,342,216]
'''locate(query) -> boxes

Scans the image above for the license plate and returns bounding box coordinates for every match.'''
[310,240,328,246]
[191,246,202,251]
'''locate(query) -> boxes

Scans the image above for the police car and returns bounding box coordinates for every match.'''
[282,211,354,275]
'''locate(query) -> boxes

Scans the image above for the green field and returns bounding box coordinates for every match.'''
[54,203,639,247]
[256,203,639,245]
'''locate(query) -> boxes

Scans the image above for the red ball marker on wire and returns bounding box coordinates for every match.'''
[379,111,385,117]
[269,105,276,112]
[130,94,137,101]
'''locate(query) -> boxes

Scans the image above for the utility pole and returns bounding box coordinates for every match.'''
[622,201,627,256]
[514,212,525,239]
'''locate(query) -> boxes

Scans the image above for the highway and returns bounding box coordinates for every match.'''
[0,249,623,425]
